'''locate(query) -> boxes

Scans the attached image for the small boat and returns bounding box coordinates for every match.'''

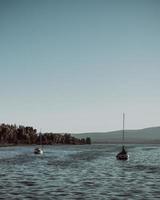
[34,147,43,154]
[34,131,43,154]
[116,113,128,160]
[116,145,128,160]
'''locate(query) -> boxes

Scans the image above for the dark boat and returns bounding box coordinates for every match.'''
[116,145,128,160]
[116,113,128,160]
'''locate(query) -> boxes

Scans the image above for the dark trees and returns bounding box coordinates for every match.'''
[86,137,91,144]
[0,123,91,145]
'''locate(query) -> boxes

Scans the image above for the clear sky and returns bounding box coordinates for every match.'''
[0,0,160,133]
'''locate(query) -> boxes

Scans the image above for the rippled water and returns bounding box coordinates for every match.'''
[0,144,160,199]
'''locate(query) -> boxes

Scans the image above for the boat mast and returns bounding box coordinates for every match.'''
[122,113,125,145]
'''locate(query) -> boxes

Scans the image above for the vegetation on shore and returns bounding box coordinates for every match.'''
[0,123,91,145]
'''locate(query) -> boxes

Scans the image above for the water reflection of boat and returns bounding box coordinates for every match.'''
[34,132,43,154]
[116,113,128,160]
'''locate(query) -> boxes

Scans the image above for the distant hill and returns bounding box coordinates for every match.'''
[72,127,160,143]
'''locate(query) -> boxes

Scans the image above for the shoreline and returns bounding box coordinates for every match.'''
[1,142,160,148]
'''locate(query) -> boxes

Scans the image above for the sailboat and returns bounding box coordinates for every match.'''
[116,113,128,160]
[34,131,43,154]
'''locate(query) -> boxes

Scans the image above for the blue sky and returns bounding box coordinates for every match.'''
[0,0,160,132]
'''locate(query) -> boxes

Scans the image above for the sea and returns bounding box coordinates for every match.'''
[0,144,160,200]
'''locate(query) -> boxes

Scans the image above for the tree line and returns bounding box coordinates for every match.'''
[0,123,91,145]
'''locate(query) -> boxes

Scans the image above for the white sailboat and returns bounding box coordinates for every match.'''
[116,113,128,160]
[34,131,43,154]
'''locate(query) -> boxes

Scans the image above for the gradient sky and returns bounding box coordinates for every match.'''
[0,0,160,133]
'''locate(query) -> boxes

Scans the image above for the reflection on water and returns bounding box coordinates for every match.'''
[0,144,160,199]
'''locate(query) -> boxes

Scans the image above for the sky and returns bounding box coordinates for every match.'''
[0,0,160,133]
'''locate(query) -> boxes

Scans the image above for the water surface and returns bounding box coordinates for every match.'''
[0,144,160,199]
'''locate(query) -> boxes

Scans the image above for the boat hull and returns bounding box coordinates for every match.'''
[116,153,128,160]
[34,148,43,154]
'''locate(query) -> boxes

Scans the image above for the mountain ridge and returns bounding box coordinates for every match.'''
[72,126,160,143]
